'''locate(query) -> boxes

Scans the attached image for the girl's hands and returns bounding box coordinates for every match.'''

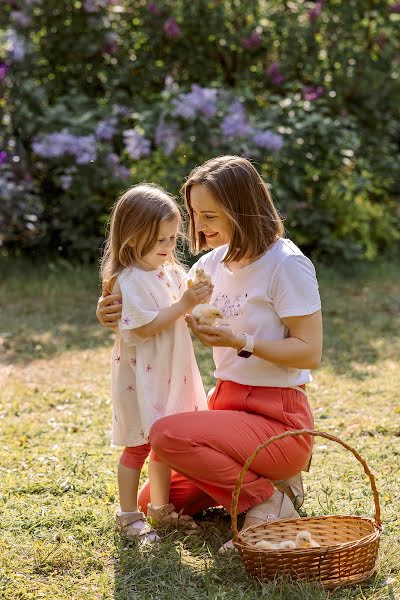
[179,282,213,313]
[185,315,243,349]
[96,292,122,328]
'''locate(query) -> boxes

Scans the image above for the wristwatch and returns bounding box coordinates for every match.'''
[237,333,254,358]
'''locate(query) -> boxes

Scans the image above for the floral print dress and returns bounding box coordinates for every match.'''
[111,264,207,447]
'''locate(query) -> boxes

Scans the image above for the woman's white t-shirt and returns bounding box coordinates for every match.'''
[111,264,207,447]
[188,238,321,387]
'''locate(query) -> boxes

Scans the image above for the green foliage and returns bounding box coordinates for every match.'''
[1,0,399,261]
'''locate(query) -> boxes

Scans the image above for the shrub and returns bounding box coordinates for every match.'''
[1,0,399,261]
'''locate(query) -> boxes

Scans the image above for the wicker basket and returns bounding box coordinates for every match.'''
[231,429,382,588]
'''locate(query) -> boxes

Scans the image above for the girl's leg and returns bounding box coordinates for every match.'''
[118,444,151,511]
[138,470,219,515]
[118,462,141,512]
[148,458,172,507]
[147,457,199,530]
[117,445,159,541]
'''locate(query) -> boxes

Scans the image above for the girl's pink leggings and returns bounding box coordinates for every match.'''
[138,380,314,515]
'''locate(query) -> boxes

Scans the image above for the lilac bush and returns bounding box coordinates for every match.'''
[0,0,399,261]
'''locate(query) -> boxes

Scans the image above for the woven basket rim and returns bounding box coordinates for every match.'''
[236,513,382,552]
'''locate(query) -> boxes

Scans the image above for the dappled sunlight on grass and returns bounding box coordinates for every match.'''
[1,260,399,599]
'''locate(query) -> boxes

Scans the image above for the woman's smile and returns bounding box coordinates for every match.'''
[189,184,232,248]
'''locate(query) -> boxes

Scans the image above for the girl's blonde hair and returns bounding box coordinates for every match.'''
[100,183,182,292]
[182,155,284,263]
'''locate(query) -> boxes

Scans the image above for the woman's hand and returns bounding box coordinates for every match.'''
[96,293,122,328]
[185,315,243,349]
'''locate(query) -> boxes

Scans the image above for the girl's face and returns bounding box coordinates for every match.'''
[136,216,179,271]
[190,184,232,249]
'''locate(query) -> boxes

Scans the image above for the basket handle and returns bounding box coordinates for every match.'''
[231,428,381,543]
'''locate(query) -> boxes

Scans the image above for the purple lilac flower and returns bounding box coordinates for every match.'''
[308,0,324,23]
[32,132,69,158]
[106,153,131,178]
[302,85,324,101]
[73,135,97,164]
[84,0,98,12]
[123,129,151,160]
[83,0,117,12]
[375,32,386,48]
[155,120,182,155]
[5,29,26,62]
[389,2,400,12]
[116,165,131,178]
[148,1,161,16]
[102,32,118,54]
[266,62,285,85]
[163,17,181,39]
[164,75,175,91]
[32,130,96,163]
[0,64,8,81]
[95,118,117,140]
[221,101,253,139]
[113,104,131,116]
[172,85,217,120]
[253,130,284,152]
[10,11,32,28]
[0,151,7,165]
[241,30,261,50]
[60,174,73,191]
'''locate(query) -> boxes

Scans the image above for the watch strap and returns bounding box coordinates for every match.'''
[237,333,254,358]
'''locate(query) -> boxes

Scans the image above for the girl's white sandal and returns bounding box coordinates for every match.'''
[116,510,160,542]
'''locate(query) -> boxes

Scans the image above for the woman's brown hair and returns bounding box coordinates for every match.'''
[100,183,182,292]
[182,155,284,263]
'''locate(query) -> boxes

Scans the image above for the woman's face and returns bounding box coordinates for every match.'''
[190,184,232,249]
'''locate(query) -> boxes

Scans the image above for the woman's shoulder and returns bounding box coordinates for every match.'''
[270,237,305,259]
[269,238,317,282]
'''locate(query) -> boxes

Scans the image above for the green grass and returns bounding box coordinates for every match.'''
[0,258,399,600]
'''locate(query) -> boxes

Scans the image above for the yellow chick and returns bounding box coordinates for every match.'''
[187,268,212,288]
[295,530,320,549]
[278,540,296,549]
[254,540,274,550]
[192,304,224,326]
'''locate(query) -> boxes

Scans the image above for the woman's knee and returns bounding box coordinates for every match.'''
[149,413,195,457]
[149,415,177,455]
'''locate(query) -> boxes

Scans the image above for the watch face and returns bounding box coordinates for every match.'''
[237,349,252,358]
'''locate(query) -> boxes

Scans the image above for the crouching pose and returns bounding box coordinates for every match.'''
[98,156,323,551]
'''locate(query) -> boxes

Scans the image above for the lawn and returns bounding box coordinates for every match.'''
[0,258,399,600]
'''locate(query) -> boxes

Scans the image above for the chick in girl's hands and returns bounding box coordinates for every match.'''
[187,268,213,288]
[192,304,224,326]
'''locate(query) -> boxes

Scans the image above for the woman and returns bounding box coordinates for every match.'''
[97,156,322,550]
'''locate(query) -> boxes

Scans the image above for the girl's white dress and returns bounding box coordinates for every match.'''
[111,264,207,447]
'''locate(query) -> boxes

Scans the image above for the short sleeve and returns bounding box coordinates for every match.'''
[116,270,159,343]
[271,255,321,318]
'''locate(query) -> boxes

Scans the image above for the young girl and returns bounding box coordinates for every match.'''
[100,183,210,541]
